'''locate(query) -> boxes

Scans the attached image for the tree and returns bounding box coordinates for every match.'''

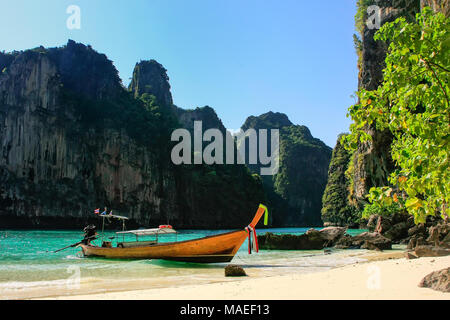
[345,8,449,224]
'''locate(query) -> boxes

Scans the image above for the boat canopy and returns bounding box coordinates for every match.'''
[99,213,129,220]
[116,227,177,236]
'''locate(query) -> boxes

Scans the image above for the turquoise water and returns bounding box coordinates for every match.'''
[0,228,368,299]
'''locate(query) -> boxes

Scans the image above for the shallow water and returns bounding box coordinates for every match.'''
[0,228,369,299]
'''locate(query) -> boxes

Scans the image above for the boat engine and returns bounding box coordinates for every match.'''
[82,225,97,244]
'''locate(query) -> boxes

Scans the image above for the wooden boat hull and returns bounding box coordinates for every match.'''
[79,230,248,263]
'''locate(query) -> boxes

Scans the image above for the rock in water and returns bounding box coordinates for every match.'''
[257,230,326,250]
[333,235,355,249]
[319,227,347,246]
[225,265,247,277]
[352,232,392,251]
[334,232,392,250]
[419,268,450,293]
[258,229,392,251]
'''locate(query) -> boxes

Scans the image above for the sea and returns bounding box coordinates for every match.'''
[0,228,372,299]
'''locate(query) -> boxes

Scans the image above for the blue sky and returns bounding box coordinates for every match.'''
[0,0,358,147]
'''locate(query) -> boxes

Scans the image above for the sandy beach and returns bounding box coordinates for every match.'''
[45,253,450,300]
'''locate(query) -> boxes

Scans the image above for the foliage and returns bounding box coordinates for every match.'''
[353,34,363,54]
[322,134,361,226]
[61,89,177,149]
[355,0,421,35]
[272,124,332,226]
[345,8,450,223]
[241,112,331,226]
[241,112,293,131]
[355,0,373,35]
[362,195,404,219]
[0,51,17,74]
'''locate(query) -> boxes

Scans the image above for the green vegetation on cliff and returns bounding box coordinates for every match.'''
[321,134,360,226]
[0,41,266,229]
[61,90,178,149]
[345,8,450,223]
[127,61,267,227]
[129,60,173,107]
[242,112,332,227]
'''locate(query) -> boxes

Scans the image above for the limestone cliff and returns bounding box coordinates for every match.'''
[173,105,227,133]
[129,60,173,107]
[241,112,332,227]
[420,0,450,15]
[0,40,264,229]
[349,0,422,207]
[128,60,226,133]
[338,0,448,212]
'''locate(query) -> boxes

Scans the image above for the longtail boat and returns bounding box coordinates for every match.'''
[76,204,268,263]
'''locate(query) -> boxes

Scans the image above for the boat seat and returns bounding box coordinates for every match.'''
[117,240,157,248]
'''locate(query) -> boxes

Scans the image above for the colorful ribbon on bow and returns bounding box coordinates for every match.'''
[245,204,268,254]
[245,225,259,254]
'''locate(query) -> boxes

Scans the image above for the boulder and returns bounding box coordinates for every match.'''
[390,213,409,224]
[427,223,450,248]
[352,232,392,250]
[405,251,419,260]
[425,215,442,228]
[334,232,392,250]
[258,230,392,251]
[416,236,427,247]
[414,245,450,257]
[407,238,415,250]
[418,268,450,293]
[334,235,355,249]
[375,215,393,233]
[366,215,379,232]
[407,235,427,250]
[225,265,247,277]
[257,230,326,250]
[361,241,382,251]
[384,222,409,242]
[442,233,450,249]
[407,224,426,237]
[406,215,416,228]
[319,227,347,246]
[399,238,409,245]
[367,214,415,243]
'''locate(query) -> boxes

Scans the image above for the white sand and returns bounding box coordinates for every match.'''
[47,255,450,300]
